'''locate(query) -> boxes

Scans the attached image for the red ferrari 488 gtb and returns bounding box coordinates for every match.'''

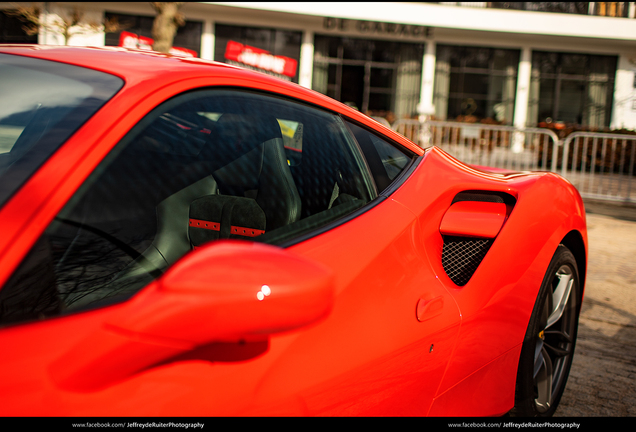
[0,45,586,417]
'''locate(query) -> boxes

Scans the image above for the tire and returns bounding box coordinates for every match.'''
[509,245,581,417]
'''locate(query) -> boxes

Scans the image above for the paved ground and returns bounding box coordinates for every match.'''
[554,200,636,416]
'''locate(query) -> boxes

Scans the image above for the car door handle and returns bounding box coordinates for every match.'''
[416,296,444,322]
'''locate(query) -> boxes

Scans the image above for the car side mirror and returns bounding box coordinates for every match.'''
[110,240,335,343]
[51,241,334,391]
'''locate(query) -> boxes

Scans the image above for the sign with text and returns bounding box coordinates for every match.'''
[224,40,298,79]
[118,31,197,58]
[323,18,432,38]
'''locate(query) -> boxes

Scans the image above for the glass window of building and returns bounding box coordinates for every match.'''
[0,10,38,44]
[313,35,424,120]
[105,12,202,57]
[434,45,520,124]
[528,51,617,128]
[214,24,302,83]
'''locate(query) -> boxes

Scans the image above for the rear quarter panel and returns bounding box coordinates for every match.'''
[389,147,587,415]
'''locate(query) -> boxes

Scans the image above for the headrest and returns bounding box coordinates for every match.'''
[200,113,282,168]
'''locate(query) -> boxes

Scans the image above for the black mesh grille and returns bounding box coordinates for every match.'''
[442,236,493,286]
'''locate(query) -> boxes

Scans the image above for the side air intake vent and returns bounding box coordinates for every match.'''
[451,190,516,206]
[442,236,494,286]
[441,191,515,286]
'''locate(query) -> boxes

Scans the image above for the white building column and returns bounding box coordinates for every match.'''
[513,47,532,129]
[37,3,66,46]
[417,39,436,120]
[610,55,636,130]
[512,46,532,152]
[201,19,214,60]
[38,2,51,46]
[415,40,437,147]
[298,30,314,89]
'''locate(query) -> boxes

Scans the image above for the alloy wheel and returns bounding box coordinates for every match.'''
[533,264,577,413]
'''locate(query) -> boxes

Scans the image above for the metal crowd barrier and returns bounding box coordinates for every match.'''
[391,119,636,203]
[393,119,560,171]
[560,132,636,203]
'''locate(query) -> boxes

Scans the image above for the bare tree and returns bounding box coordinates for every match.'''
[7,5,122,46]
[150,2,185,54]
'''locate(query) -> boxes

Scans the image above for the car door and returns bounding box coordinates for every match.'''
[0,86,460,416]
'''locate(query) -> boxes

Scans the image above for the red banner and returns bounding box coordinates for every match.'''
[118,31,197,58]
[224,40,297,78]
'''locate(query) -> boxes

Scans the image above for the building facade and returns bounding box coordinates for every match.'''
[2,2,636,130]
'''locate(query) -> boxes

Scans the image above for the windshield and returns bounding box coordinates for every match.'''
[0,53,124,209]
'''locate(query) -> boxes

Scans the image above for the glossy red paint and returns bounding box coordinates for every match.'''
[0,46,587,416]
[439,201,507,238]
[52,241,335,392]
[390,149,587,415]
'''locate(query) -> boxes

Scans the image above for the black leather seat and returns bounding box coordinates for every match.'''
[134,112,302,270]
[208,113,301,231]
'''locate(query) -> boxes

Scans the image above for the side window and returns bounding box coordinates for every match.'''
[345,120,413,193]
[0,89,375,326]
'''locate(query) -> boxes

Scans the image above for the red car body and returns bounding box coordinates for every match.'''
[0,46,587,416]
